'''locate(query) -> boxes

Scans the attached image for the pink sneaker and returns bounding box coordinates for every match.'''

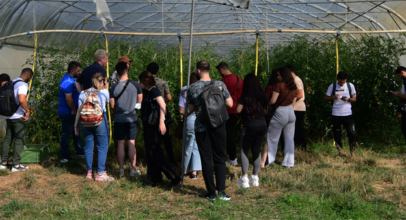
[95,171,115,182]
[86,171,93,180]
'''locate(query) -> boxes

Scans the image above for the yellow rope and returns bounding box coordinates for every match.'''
[255,32,259,76]
[336,36,339,74]
[104,35,113,145]
[179,36,183,89]
[26,34,37,101]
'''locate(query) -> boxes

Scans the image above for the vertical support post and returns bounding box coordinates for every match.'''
[178,34,183,89]
[255,30,259,76]
[181,0,195,187]
[104,34,113,145]
[336,31,340,75]
[27,33,37,101]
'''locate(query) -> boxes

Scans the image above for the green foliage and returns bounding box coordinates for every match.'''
[26,35,405,145]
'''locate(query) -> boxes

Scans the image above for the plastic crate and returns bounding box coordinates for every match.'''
[20,144,50,163]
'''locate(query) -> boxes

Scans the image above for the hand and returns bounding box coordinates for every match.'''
[71,110,76,115]
[392,91,400,97]
[159,121,166,135]
[334,94,341,100]
[341,97,350,102]
[23,111,29,121]
[74,127,79,136]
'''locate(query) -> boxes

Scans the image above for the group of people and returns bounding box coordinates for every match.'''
[4,47,406,201]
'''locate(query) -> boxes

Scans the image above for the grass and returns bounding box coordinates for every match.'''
[0,141,406,219]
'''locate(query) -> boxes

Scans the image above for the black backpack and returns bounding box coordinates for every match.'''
[0,80,22,116]
[201,80,229,128]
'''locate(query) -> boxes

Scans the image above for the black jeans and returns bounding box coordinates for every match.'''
[143,122,177,184]
[294,111,307,150]
[195,124,227,195]
[225,114,238,160]
[161,127,176,165]
[332,115,356,152]
[241,125,267,175]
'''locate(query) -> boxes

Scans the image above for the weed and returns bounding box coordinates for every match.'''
[0,169,10,176]
[47,165,67,177]
[0,200,30,218]
[56,187,69,195]
[19,171,37,188]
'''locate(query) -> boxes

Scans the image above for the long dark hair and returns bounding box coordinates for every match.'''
[242,73,266,119]
[182,72,198,98]
[277,67,297,90]
[267,69,278,86]
[138,71,156,90]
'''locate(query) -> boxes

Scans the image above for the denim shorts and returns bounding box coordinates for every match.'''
[114,121,138,140]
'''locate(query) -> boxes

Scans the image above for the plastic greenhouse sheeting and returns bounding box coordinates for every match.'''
[1,0,406,54]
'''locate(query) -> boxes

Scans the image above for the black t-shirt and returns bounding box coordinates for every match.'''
[141,86,162,123]
[238,93,267,127]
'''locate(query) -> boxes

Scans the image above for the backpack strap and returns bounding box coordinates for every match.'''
[331,82,336,97]
[230,75,239,96]
[346,82,352,97]
[114,80,130,102]
[276,90,291,107]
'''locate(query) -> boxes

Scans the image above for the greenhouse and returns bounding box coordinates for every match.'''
[2,0,406,219]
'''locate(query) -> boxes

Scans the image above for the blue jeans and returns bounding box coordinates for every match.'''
[82,113,108,172]
[183,113,202,172]
[59,114,84,159]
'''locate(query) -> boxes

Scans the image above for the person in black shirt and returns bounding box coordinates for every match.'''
[235,73,267,188]
[139,71,180,187]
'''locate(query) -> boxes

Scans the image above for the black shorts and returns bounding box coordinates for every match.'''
[114,121,138,140]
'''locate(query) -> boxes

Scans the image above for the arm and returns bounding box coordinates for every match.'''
[225,97,233,108]
[165,93,172,103]
[345,94,356,103]
[137,94,143,103]
[75,81,82,93]
[296,88,304,101]
[188,104,195,114]
[74,105,83,136]
[324,94,341,102]
[19,94,30,121]
[235,103,243,114]
[292,97,297,107]
[270,92,279,105]
[179,106,185,115]
[65,94,76,114]
[156,96,167,135]
[392,92,406,99]
[109,98,115,112]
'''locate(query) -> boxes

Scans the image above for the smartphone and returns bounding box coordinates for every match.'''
[341,96,347,100]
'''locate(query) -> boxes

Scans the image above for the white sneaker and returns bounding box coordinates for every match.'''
[0,163,7,170]
[130,169,141,177]
[249,174,259,187]
[237,176,250,188]
[11,164,29,172]
[225,158,238,166]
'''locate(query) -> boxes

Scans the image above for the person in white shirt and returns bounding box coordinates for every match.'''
[324,71,357,157]
[0,68,33,172]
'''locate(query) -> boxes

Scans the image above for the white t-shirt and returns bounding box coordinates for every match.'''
[7,78,28,120]
[179,86,189,113]
[293,76,306,111]
[326,82,356,116]
[401,85,405,95]
[78,89,109,112]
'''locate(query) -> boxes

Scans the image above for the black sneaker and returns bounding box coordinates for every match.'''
[189,173,198,180]
[218,191,231,201]
[171,176,182,187]
[205,193,217,201]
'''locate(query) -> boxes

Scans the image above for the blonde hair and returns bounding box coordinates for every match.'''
[93,49,109,62]
[92,72,105,90]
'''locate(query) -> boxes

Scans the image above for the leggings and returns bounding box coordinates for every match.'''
[240,125,267,175]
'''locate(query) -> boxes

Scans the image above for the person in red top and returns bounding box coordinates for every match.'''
[216,62,243,166]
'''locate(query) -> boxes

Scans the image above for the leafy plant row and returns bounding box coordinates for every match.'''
[25,34,406,146]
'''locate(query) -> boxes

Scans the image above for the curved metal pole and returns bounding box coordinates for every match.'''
[181,0,195,188]
[104,35,113,145]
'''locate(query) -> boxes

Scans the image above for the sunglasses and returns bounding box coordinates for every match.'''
[98,79,106,83]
